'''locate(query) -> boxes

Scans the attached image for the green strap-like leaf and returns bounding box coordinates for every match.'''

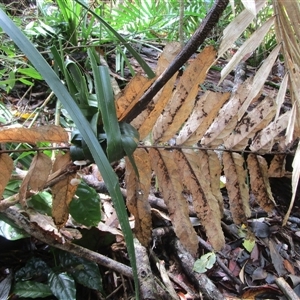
[0,9,139,299]
[88,49,124,161]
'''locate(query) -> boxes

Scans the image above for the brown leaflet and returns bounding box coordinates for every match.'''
[176,91,230,146]
[207,150,224,217]
[116,75,155,121]
[152,46,217,143]
[0,154,13,199]
[0,125,68,144]
[181,149,225,251]
[268,154,286,177]
[26,208,63,243]
[133,42,182,140]
[223,152,250,224]
[224,96,277,150]
[250,110,291,152]
[149,148,198,256]
[19,152,52,207]
[247,154,275,212]
[201,77,253,147]
[125,148,152,247]
[51,152,77,228]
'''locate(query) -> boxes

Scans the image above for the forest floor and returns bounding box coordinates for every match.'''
[1,41,300,300]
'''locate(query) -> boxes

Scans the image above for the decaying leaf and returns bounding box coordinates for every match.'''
[237,43,281,120]
[152,46,216,143]
[207,150,224,217]
[224,96,276,150]
[0,125,68,144]
[218,0,267,59]
[250,110,291,152]
[51,152,77,228]
[220,16,275,83]
[201,77,253,147]
[268,154,286,177]
[180,149,225,251]
[247,154,275,212]
[125,148,152,247]
[176,91,230,146]
[132,42,182,140]
[149,148,199,256]
[0,154,13,199]
[223,152,250,224]
[26,208,63,243]
[19,152,52,207]
[116,74,155,121]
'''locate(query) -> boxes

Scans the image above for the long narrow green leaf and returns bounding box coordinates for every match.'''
[0,9,139,299]
[74,0,156,79]
[88,49,123,161]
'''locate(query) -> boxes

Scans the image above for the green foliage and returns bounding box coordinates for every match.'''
[58,250,103,292]
[0,214,28,240]
[106,0,213,41]
[0,9,139,299]
[69,181,101,227]
[13,252,103,299]
[13,281,53,299]
[193,252,216,274]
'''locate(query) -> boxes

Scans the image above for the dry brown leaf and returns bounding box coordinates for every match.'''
[223,152,250,224]
[0,154,13,199]
[116,74,155,121]
[0,125,68,144]
[237,43,281,120]
[201,78,253,147]
[268,154,286,177]
[125,148,152,247]
[52,152,77,228]
[181,149,225,250]
[283,141,300,225]
[152,46,216,143]
[19,152,52,207]
[176,91,230,146]
[250,110,291,152]
[132,42,182,140]
[220,16,275,83]
[247,154,275,212]
[149,148,198,256]
[224,96,276,150]
[26,208,63,243]
[218,0,267,58]
[207,150,224,217]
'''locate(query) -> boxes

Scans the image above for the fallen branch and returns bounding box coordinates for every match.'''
[4,206,133,278]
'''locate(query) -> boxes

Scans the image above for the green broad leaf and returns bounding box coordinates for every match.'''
[0,216,28,240]
[0,10,139,299]
[17,67,43,80]
[58,250,103,292]
[75,0,155,79]
[48,271,76,300]
[13,281,52,299]
[193,252,216,274]
[15,257,51,281]
[69,181,101,226]
[243,238,256,253]
[27,191,52,216]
